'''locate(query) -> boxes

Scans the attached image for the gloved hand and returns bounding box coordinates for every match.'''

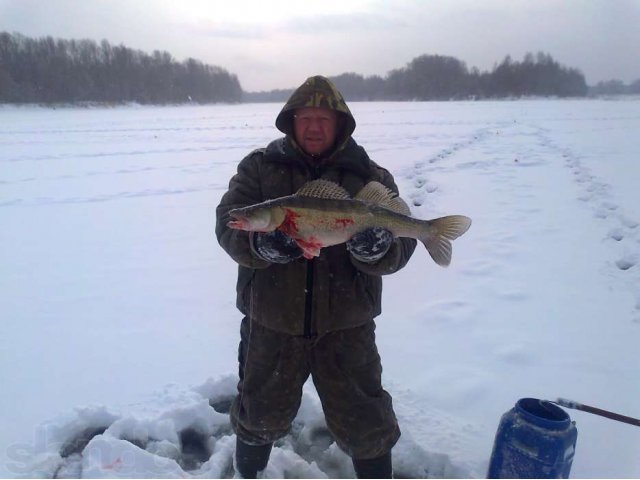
[253,230,303,264]
[346,227,393,264]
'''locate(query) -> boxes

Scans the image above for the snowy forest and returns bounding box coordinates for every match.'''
[1,31,638,105]
[248,53,591,102]
[0,32,243,104]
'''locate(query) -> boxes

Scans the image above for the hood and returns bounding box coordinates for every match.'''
[275,75,356,158]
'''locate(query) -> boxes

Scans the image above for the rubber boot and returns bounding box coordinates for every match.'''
[352,451,393,479]
[235,437,273,479]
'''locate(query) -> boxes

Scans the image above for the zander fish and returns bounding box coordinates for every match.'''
[227,179,471,266]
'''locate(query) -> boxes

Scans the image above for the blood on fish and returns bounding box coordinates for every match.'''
[279,208,300,236]
[228,218,248,230]
[277,209,347,258]
[296,236,324,259]
[334,218,355,228]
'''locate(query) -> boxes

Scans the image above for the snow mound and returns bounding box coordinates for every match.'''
[23,375,470,478]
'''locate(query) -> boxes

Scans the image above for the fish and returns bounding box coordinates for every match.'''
[227,179,471,266]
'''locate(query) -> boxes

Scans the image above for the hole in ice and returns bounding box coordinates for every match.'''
[309,426,335,449]
[210,395,235,414]
[53,454,83,479]
[178,428,212,471]
[60,426,109,458]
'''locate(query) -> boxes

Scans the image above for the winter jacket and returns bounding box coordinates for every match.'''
[216,76,416,336]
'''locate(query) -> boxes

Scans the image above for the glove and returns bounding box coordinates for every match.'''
[253,230,303,264]
[346,227,393,264]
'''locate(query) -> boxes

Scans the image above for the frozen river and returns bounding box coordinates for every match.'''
[1,99,639,477]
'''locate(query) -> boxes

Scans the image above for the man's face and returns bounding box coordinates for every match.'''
[293,107,339,157]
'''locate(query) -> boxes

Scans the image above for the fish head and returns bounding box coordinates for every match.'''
[227,206,285,232]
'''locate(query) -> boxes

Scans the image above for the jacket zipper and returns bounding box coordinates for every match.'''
[303,259,315,338]
[303,164,322,338]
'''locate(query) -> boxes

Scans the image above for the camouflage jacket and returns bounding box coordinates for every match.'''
[216,76,416,335]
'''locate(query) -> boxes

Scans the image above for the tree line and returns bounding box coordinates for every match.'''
[2,31,636,105]
[589,79,640,96]
[0,32,242,104]
[247,52,590,102]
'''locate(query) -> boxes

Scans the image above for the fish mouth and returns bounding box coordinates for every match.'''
[227,211,249,230]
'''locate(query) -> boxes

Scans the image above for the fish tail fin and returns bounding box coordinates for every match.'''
[420,215,472,267]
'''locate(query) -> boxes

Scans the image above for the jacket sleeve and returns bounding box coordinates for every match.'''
[215,150,271,269]
[350,166,417,276]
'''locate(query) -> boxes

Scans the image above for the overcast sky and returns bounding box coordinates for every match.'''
[1,0,638,92]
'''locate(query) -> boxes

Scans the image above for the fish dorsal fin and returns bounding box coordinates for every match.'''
[355,181,412,215]
[295,179,352,199]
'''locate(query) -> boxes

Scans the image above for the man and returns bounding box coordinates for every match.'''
[216,76,416,478]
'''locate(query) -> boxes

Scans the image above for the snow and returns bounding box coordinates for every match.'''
[1,99,639,478]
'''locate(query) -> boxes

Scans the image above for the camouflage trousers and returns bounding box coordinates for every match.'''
[230,317,400,460]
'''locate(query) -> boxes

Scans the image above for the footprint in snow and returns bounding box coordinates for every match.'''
[620,216,639,229]
[608,228,625,242]
[615,255,637,271]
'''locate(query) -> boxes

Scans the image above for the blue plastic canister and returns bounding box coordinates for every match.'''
[487,398,578,478]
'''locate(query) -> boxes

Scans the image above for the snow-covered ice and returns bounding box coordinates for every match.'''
[1,99,639,478]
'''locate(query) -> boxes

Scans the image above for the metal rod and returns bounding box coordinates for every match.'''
[555,398,640,427]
